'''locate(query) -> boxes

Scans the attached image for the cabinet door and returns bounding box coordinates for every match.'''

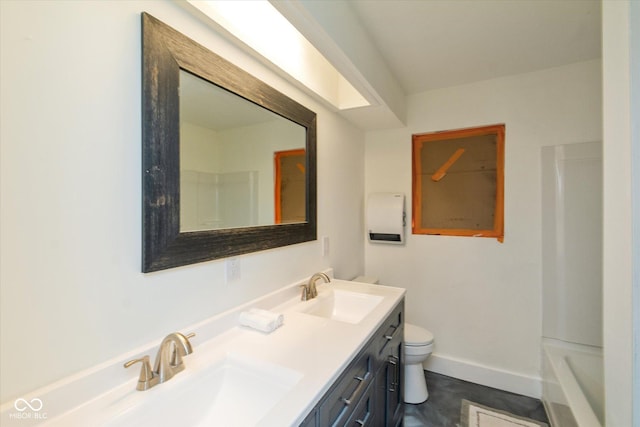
[385,338,404,427]
[374,301,404,426]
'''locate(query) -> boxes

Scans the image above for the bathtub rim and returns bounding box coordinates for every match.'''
[542,338,603,427]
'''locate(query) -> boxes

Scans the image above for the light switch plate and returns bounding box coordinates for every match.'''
[322,236,330,257]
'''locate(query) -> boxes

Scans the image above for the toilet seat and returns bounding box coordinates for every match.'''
[404,323,434,346]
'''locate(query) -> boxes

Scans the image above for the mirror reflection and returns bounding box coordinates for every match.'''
[142,12,317,272]
[179,70,306,232]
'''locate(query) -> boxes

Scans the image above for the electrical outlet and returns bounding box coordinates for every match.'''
[225,258,241,283]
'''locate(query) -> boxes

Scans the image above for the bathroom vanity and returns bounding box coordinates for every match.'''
[2,277,405,427]
[300,301,404,427]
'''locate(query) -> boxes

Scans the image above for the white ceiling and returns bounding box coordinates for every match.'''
[186,0,603,130]
[348,0,602,95]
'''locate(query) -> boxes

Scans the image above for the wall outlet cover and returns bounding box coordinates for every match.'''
[225,258,241,283]
[322,236,330,257]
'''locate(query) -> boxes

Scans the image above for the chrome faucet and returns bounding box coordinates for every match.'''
[124,332,194,391]
[301,272,331,301]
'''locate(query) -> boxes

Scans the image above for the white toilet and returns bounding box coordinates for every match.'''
[403,323,434,404]
[353,276,435,404]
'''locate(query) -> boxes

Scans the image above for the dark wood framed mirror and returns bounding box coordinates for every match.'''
[142,13,317,272]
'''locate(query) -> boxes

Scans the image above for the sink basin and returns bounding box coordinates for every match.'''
[105,354,302,427]
[299,289,384,324]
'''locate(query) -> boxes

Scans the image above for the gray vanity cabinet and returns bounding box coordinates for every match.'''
[300,300,404,427]
[375,303,404,427]
[299,409,317,427]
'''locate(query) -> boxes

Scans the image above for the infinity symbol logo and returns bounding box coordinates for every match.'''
[14,398,43,412]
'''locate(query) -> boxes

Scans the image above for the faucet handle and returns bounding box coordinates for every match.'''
[124,355,155,391]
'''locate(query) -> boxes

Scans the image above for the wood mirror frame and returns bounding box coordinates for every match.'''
[142,13,317,272]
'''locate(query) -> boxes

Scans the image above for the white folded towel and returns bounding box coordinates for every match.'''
[238,308,284,333]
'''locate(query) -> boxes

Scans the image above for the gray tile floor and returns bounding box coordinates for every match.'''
[403,371,550,427]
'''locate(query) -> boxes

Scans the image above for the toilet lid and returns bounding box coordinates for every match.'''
[404,324,434,346]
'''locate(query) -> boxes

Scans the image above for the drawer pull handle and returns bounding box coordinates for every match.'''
[384,325,399,341]
[388,355,399,392]
[355,409,371,426]
[340,374,367,407]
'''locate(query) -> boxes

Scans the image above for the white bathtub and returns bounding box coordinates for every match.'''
[542,339,604,427]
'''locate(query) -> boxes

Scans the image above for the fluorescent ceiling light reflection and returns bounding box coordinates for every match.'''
[188,0,370,110]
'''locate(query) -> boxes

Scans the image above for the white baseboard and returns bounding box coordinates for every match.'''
[423,353,542,399]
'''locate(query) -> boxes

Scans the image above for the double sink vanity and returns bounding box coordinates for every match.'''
[25,275,405,427]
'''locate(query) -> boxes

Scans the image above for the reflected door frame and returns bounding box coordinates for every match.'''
[274,149,306,224]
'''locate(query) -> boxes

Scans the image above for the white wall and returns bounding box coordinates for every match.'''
[365,60,602,397]
[0,0,365,403]
[602,2,634,426]
[218,119,305,225]
[631,1,640,424]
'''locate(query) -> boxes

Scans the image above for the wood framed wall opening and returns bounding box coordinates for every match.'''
[274,149,306,224]
[412,124,505,242]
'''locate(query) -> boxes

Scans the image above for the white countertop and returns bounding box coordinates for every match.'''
[1,277,405,427]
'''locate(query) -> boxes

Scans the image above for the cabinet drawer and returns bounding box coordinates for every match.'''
[319,351,374,427]
[375,302,404,360]
[344,382,376,427]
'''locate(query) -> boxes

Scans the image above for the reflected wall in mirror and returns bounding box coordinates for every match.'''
[179,70,306,232]
[142,13,317,272]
